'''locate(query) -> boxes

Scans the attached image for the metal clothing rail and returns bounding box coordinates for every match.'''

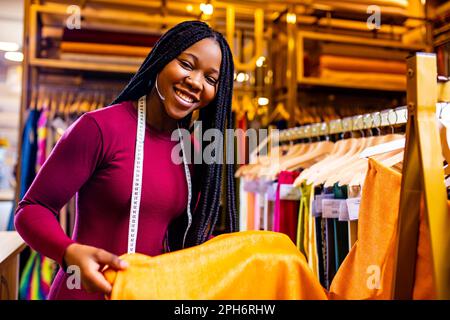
[277,106,408,142]
[277,78,450,142]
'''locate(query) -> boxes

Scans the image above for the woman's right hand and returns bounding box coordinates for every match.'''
[63,243,129,295]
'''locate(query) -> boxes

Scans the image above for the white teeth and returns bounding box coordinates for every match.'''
[175,89,194,103]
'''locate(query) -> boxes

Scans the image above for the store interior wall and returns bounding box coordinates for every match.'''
[0,0,24,231]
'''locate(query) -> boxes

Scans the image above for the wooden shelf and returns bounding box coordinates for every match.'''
[30,58,139,74]
[298,77,406,92]
[298,31,428,51]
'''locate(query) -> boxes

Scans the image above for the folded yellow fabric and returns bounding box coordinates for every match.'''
[104,230,328,300]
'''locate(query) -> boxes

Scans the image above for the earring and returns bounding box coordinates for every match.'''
[155,74,166,101]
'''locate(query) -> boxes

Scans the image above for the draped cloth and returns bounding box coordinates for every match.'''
[104,231,328,300]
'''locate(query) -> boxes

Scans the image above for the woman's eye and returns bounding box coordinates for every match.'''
[206,76,218,85]
[179,60,193,70]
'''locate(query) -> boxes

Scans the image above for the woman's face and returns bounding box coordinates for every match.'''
[156,38,222,120]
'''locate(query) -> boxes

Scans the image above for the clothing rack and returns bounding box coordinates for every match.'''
[277,106,408,142]
[269,53,450,300]
[394,53,450,300]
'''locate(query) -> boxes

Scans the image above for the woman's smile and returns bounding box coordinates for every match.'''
[173,86,199,110]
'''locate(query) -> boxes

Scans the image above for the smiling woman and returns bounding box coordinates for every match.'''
[14,21,237,300]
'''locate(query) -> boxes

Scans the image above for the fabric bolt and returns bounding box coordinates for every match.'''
[60,42,151,57]
[319,55,406,75]
[104,231,328,300]
[14,100,190,300]
[60,53,145,66]
[275,171,301,242]
[320,68,406,88]
[329,159,436,300]
[320,43,408,61]
[62,28,160,47]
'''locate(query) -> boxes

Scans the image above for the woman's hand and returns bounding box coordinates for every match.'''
[63,243,129,294]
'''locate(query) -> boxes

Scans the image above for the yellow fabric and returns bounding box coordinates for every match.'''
[104,160,437,300]
[104,231,328,300]
[329,159,436,299]
[296,183,319,279]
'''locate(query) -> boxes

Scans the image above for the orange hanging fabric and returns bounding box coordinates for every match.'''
[329,159,436,300]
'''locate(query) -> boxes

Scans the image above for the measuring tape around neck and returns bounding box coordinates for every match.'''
[127,96,193,254]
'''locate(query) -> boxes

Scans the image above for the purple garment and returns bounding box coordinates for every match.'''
[15,100,189,300]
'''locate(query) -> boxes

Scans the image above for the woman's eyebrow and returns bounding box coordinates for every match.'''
[183,52,219,75]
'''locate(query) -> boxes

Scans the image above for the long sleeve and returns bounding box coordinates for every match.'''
[15,113,105,266]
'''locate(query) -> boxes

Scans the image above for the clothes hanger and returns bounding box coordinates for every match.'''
[308,125,366,186]
[36,87,44,111]
[438,103,450,175]
[29,88,38,110]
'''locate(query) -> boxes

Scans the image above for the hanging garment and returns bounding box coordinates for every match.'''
[329,159,436,300]
[36,106,49,171]
[274,171,300,242]
[238,177,248,231]
[104,231,328,300]
[19,250,57,300]
[347,185,361,249]
[296,182,319,279]
[332,183,349,272]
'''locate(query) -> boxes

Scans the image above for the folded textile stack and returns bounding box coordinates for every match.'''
[59,28,159,65]
[318,54,407,89]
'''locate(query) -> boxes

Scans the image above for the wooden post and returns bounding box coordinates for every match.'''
[394,53,450,300]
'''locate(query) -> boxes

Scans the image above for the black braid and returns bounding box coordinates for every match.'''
[111,21,238,250]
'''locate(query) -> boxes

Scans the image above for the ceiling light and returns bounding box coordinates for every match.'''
[256,56,266,67]
[236,72,246,83]
[258,97,269,106]
[286,13,297,24]
[200,3,214,15]
[186,4,194,12]
[4,51,23,62]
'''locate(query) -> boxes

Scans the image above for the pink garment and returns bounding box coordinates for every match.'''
[274,171,300,243]
[15,101,190,300]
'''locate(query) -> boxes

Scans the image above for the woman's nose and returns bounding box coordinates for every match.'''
[185,74,202,91]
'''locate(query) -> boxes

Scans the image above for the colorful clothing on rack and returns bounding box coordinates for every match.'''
[275,171,300,242]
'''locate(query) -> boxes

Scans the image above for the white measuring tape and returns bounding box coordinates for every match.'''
[127,95,193,253]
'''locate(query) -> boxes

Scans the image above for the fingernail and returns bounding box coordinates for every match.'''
[120,260,129,268]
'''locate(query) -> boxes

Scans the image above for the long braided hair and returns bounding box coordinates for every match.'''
[112,21,237,250]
